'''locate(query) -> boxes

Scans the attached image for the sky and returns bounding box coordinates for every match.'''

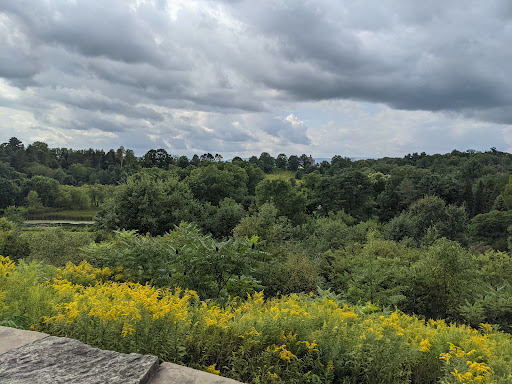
[1,0,511,158]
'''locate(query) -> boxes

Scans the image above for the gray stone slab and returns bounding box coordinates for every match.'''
[0,326,49,355]
[150,362,244,384]
[0,336,159,384]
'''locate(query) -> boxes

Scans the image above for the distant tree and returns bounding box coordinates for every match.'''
[23,176,60,207]
[124,149,138,169]
[255,179,307,224]
[318,161,330,175]
[301,172,323,213]
[26,141,51,165]
[0,177,20,209]
[191,154,200,166]
[186,163,248,205]
[299,154,310,169]
[141,149,157,168]
[10,147,28,171]
[473,180,485,216]
[26,190,43,210]
[462,180,474,215]
[275,154,288,169]
[469,210,512,251]
[259,152,275,173]
[318,170,375,220]
[502,175,512,210]
[330,155,352,171]
[409,239,477,321]
[68,164,93,185]
[8,137,24,152]
[248,156,261,169]
[200,198,246,238]
[115,146,125,168]
[140,149,172,168]
[200,153,214,162]
[155,149,172,168]
[177,156,189,168]
[55,185,91,210]
[241,163,265,196]
[96,172,198,235]
[288,155,300,171]
[103,149,117,169]
[386,195,468,246]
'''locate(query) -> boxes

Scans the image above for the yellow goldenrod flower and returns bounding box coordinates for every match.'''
[420,339,431,352]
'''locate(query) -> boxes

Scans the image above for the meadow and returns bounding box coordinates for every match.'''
[1,256,511,383]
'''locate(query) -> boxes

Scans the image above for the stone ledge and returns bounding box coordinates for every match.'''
[0,326,244,384]
[0,335,159,384]
[150,362,243,384]
[0,326,49,355]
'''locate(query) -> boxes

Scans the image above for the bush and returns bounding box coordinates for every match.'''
[23,227,94,266]
[83,223,265,299]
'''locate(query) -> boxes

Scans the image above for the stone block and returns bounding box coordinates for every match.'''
[150,362,244,384]
[0,326,48,355]
[0,336,159,384]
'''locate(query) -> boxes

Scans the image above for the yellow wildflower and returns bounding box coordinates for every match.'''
[420,339,431,352]
[205,364,220,375]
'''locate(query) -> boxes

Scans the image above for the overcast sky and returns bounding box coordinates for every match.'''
[1,0,511,158]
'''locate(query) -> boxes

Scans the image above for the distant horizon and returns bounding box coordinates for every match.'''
[3,136,506,163]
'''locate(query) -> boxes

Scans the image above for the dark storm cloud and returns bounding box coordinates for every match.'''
[236,1,512,122]
[1,0,511,155]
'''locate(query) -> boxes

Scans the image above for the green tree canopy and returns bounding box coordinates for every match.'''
[96,171,198,235]
[255,179,307,225]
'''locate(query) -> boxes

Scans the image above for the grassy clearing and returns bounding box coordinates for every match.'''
[265,170,295,181]
[25,209,99,221]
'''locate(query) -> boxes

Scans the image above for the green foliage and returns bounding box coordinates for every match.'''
[199,198,246,239]
[166,223,265,299]
[469,210,512,251]
[259,253,320,296]
[0,218,30,261]
[407,239,477,321]
[187,163,249,205]
[55,185,91,210]
[26,190,43,210]
[385,195,468,246]
[83,229,174,286]
[23,227,94,266]
[317,170,375,220]
[256,179,307,225]
[321,237,416,308]
[3,205,26,226]
[82,184,116,207]
[0,175,20,209]
[297,213,377,257]
[83,223,265,299]
[23,176,60,207]
[258,152,275,173]
[96,171,198,235]
[502,175,512,209]
[0,259,56,328]
[26,209,98,221]
[233,203,295,245]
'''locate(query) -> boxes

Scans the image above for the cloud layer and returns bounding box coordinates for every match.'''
[1,0,511,157]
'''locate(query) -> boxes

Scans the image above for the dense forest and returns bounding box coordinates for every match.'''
[2,136,512,383]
